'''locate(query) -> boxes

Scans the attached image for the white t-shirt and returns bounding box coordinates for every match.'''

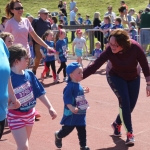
[73,37,86,50]
[70,10,76,21]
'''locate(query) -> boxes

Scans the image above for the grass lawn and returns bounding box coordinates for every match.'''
[0,0,149,53]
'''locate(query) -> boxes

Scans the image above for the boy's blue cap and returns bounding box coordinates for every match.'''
[66,62,80,82]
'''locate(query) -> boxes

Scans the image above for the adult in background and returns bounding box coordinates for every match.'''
[0,38,20,140]
[58,0,67,17]
[118,6,129,28]
[70,0,76,11]
[0,16,8,32]
[104,6,116,23]
[140,7,150,53]
[93,12,104,50]
[31,8,52,75]
[5,1,54,74]
[127,8,136,22]
[83,29,150,145]
[70,7,80,42]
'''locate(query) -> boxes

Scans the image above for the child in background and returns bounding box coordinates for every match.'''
[0,32,14,47]
[0,16,8,32]
[56,29,68,81]
[83,15,92,25]
[99,16,113,48]
[72,29,88,68]
[92,41,102,59]
[111,17,124,29]
[55,62,90,150]
[128,21,138,41]
[77,13,83,24]
[7,44,57,150]
[40,30,59,83]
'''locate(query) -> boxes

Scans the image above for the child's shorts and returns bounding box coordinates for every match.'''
[75,48,83,57]
[7,108,35,130]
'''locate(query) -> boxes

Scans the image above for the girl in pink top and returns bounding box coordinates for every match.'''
[5,0,55,58]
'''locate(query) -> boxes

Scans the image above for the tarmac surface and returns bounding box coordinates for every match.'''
[1,60,150,150]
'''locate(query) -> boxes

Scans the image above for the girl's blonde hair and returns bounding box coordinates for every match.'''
[42,30,53,41]
[94,12,100,20]
[0,32,14,42]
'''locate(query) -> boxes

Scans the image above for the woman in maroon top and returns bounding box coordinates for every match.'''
[83,29,150,145]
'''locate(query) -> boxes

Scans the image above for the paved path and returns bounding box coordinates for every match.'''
[1,60,150,150]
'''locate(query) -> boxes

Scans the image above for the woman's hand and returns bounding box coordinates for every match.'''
[146,85,150,96]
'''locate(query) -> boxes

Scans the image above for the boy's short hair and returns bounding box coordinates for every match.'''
[86,14,90,17]
[118,6,126,13]
[95,41,101,45]
[0,32,14,42]
[104,15,111,23]
[52,16,58,23]
[66,62,81,82]
[115,17,122,24]
[77,13,81,15]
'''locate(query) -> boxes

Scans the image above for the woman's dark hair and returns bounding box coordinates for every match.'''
[118,6,126,13]
[109,29,131,50]
[42,30,53,41]
[8,44,27,67]
[1,16,7,24]
[52,16,58,24]
[5,0,21,18]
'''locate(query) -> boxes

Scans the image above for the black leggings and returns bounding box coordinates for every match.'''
[0,119,5,139]
[57,62,66,77]
[57,125,86,147]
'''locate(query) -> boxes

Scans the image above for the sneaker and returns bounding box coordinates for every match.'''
[56,74,60,80]
[125,132,135,145]
[46,73,52,78]
[54,79,59,84]
[55,131,62,148]
[80,146,90,150]
[35,110,41,119]
[111,122,122,136]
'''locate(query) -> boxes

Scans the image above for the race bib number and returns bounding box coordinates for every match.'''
[76,95,89,110]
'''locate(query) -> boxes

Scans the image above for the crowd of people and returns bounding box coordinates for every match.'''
[0,0,150,150]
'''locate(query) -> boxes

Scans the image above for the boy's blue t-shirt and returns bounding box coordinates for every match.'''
[0,39,10,121]
[56,39,67,62]
[60,82,89,126]
[11,69,46,112]
[130,29,138,41]
[84,19,91,25]
[111,24,124,29]
[40,40,55,62]
[78,17,83,24]
[101,23,112,38]
[92,49,103,58]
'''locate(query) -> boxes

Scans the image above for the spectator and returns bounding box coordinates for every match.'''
[93,12,104,50]
[83,15,92,25]
[0,16,8,32]
[140,7,150,52]
[127,8,136,22]
[136,10,143,33]
[70,0,76,11]
[31,8,51,75]
[118,6,129,28]
[120,0,128,12]
[104,6,116,23]
[58,0,67,17]
[70,7,80,42]
[77,13,83,24]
